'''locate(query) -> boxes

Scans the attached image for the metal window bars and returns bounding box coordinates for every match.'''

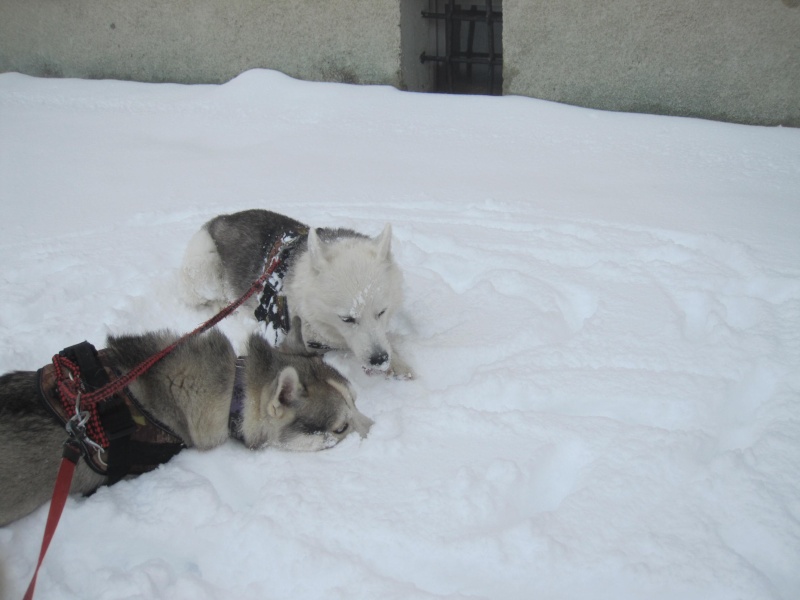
[420,0,503,95]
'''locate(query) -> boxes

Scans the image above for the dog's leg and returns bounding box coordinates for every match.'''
[388,352,415,380]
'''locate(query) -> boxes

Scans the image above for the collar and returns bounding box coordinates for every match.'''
[228,356,248,442]
[254,228,307,346]
[306,340,333,351]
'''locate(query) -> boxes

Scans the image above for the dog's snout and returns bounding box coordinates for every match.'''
[369,351,389,367]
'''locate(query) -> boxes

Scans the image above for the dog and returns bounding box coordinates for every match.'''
[0,328,372,525]
[181,209,413,379]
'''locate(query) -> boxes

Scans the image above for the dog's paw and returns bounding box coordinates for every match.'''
[391,368,415,381]
[388,355,415,380]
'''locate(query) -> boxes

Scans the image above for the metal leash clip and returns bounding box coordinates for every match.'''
[64,391,105,458]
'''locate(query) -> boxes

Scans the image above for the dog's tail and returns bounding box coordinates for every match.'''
[180,227,225,307]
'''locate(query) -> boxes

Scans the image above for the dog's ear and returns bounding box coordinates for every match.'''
[375,223,392,261]
[265,366,300,420]
[307,228,328,271]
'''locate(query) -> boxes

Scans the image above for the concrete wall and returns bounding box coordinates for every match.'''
[503,0,800,126]
[0,0,402,86]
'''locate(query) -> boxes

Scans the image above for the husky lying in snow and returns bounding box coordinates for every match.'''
[0,329,372,525]
[181,209,413,379]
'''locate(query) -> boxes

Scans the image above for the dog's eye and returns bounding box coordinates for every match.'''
[333,423,349,435]
[376,309,387,319]
[340,316,356,324]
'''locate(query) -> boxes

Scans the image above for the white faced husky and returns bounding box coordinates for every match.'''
[181,209,413,379]
[0,328,372,525]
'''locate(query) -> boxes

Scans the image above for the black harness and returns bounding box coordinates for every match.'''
[37,341,185,485]
[254,228,307,346]
[252,227,335,353]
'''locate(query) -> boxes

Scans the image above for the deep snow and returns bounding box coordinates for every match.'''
[1,69,799,600]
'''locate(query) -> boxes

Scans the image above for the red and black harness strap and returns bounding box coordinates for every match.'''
[58,341,134,482]
[37,341,186,483]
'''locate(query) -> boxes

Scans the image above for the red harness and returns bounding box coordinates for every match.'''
[37,346,186,479]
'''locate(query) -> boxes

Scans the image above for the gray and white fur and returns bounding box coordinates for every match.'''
[0,328,372,525]
[181,209,413,378]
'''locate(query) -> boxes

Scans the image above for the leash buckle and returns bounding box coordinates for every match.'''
[64,391,105,457]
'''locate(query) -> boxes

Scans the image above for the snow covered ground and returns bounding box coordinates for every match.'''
[0,69,799,600]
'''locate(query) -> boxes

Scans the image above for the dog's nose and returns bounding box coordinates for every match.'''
[369,351,389,367]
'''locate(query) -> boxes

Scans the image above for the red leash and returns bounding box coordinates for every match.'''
[22,242,285,599]
[22,441,81,600]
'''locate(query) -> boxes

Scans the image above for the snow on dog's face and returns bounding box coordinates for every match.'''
[300,224,404,373]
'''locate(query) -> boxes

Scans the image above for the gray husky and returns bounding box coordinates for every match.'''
[181,209,413,379]
[0,329,372,525]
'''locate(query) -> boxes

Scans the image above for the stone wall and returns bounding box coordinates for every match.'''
[503,0,800,126]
